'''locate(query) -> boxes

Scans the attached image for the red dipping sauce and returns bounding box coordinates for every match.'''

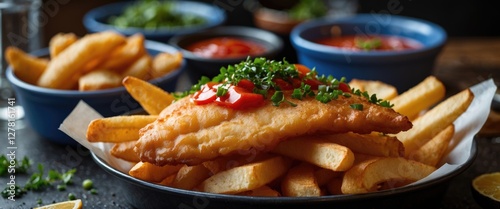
[315,35,422,51]
[186,37,267,58]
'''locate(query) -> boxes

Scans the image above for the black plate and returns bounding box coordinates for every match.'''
[91,138,477,209]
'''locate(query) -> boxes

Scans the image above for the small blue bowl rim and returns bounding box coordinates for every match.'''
[6,40,186,97]
[83,1,227,38]
[290,14,447,58]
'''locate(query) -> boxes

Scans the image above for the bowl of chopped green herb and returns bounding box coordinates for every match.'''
[290,14,447,92]
[83,0,227,42]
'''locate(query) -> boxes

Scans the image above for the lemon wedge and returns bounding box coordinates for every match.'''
[472,172,500,209]
[34,199,82,209]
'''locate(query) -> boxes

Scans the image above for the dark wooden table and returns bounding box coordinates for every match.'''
[0,37,499,209]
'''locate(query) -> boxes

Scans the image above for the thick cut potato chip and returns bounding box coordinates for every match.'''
[5,46,48,85]
[409,124,455,167]
[97,33,146,71]
[349,79,398,100]
[272,137,354,171]
[87,115,157,142]
[37,31,126,89]
[121,54,152,80]
[341,157,436,194]
[150,52,182,78]
[198,156,291,194]
[397,88,474,155]
[78,69,122,91]
[391,76,446,120]
[49,33,78,58]
[281,163,322,197]
[129,162,183,183]
[170,164,211,190]
[122,76,175,115]
[321,132,404,157]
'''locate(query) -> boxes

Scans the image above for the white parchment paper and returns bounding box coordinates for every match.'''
[59,79,498,182]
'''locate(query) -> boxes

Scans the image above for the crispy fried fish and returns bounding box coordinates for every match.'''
[136,93,412,166]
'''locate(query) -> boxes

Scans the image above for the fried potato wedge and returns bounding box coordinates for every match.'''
[391,76,446,120]
[349,79,398,100]
[171,164,211,190]
[129,162,183,183]
[281,163,322,197]
[272,137,354,171]
[198,156,291,194]
[341,157,436,194]
[37,31,126,89]
[110,141,140,163]
[122,76,175,115]
[397,88,474,155]
[150,52,182,78]
[49,32,78,58]
[121,54,152,80]
[5,46,48,85]
[410,124,455,167]
[86,115,157,142]
[97,33,146,71]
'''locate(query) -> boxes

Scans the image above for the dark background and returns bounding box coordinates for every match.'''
[41,0,500,47]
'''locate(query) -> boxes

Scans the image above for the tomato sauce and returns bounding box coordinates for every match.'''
[315,35,422,51]
[186,37,267,58]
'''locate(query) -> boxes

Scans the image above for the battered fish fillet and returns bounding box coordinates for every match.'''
[136,94,412,166]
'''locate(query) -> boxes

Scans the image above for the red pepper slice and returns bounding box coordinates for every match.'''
[192,82,218,105]
[339,82,351,93]
[216,85,264,109]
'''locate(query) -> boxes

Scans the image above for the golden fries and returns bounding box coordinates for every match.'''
[5,46,48,85]
[349,79,398,100]
[129,162,183,183]
[197,156,291,194]
[397,88,474,155]
[341,157,436,194]
[391,76,446,120]
[410,124,455,167]
[151,52,183,79]
[122,76,176,115]
[97,33,147,71]
[272,137,354,171]
[86,115,157,142]
[49,32,78,58]
[281,163,322,197]
[78,69,122,91]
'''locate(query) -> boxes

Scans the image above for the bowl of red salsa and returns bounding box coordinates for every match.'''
[169,26,283,83]
[290,14,447,92]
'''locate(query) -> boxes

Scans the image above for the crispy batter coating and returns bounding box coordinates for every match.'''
[136,94,412,166]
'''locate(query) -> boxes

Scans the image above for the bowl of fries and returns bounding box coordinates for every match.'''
[83,0,227,42]
[290,14,447,92]
[5,31,186,146]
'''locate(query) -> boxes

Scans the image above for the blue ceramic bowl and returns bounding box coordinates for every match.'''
[6,41,186,146]
[83,1,227,42]
[290,14,447,92]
